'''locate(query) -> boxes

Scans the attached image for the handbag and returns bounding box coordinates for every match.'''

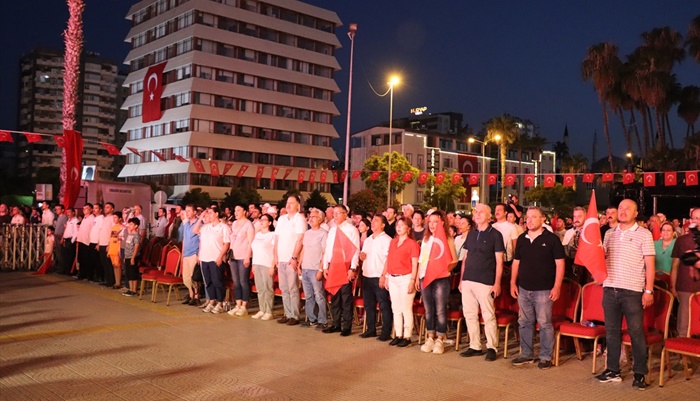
[191,263,203,282]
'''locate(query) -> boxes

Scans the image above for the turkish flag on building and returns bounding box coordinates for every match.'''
[435,172,446,184]
[622,172,634,184]
[101,143,121,156]
[0,130,12,142]
[369,171,381,181]
[665,172,677,186]
[297,169,306,183]
[574,190,607,283]
[236,164,249,178]
[418,172,429,184]
[563,174,574,187]
[174,155,188,163]
[255,166,265,180]
[270,167,280,182]
[340,170,348,183]
[331,170,338,183]
[643,173,656,187]
[24,132,43,143]
[320,170,328,183]
[602,173,613,182]
[151,150,166,162]
[402,171,413,182]
[62,129,84,209]
[544,174,555,188]
[469,174,479,185]
[389,171,400,182]
[451,173,462,185]
[210,161,220,177]
[283,168,293,179]
[323,226,358,296]
[192,158,206,173]
[142,62,167,123]
[505,174,515,186]
[127,147,142,157]
[422,220,454,289]
[583,173,594,183]
[222,162,234,175]
[351,170,362,179]
[686,171,699,186]
[487,174,497,185]
[308,170,317,184]
[55,135,64,148]
[524,174,535,187]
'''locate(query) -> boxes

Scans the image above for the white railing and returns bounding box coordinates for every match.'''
[0,224,48,271]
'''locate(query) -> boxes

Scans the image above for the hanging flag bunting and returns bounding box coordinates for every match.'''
[320,170,328,183]
[469,174,479,185]
[0,130,12,142]
[192,158,206,173]
[340,170,348,183]
[487,174,497,185]
[524,174,535,187]
[24,132,43,143]
[435,172,446,184]
[544,174,555,188]
[127,147,142,157]
[142,62,167,123]
[222,162,234,175]
[369,171,381,181]
[665,171,677,186]
[351,170,361,179]
[451,173,462,184]
[255,166,264,180]
[270,167,280,182]
[210,161,220,177]
[308,170,317,184]
[583,173,594,183]
[331,170,338,183]
[643,172,656,187]
[297,169,306,183]
[418,172,429,184]
[236,164,249,178]
[389,171,400,182]
[622,172,635,184]
[174,155,188,163]
[101,143,121,156]
[602,173,613,182]
[55,135,65,148]
[686,171,698,186]
[401,171,413,182]
[283,168,293,180]
[151,150,166,162]
[505,174,516,186]
[563,174,575,187]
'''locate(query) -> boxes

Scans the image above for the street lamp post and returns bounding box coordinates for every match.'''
[386,76,399,208]
[342,23,357,206]
[468,135,500,205]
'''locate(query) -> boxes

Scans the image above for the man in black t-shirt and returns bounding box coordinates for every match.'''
[510,206,565,370]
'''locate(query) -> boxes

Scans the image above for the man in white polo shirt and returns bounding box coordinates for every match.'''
[359,214,393,341]
[273,195,306,325]
[597,199,655,390]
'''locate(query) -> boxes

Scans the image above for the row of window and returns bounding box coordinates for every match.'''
[132,0,189,26]
[132,11,195,48]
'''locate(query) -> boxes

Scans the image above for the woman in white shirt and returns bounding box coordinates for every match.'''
[227,204,255,317]
[250,214,276,320]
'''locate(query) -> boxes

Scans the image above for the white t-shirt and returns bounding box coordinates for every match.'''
[251,231,276,267]
[77,214,94,245]
[492,221,519,262]
[99,214,114,246]
[198,221,231,262]
[89,215,104,244]
[275,211,307,261]
[41,209,55,225]
[361,232,391,278]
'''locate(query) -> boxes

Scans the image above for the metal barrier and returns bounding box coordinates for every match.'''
[0,224,47,271]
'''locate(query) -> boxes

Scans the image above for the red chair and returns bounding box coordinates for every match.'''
[555,282,606,373]
[659,291,700,387]
[413,299,426,344]
[479,281,519,358]
[139,242,163,274]
[153,247,183,305]
[139,245,176,301]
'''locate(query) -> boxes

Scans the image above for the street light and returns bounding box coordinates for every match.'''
[468,135,501,204]
[342,23,357,206]
[386,75,399,208]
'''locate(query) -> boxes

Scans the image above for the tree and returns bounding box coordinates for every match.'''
[305,189,329,211]
[421,171,467,212]
[277,188,302,210]
[524,184,577,218]
[222,187,262,209]
[348,189,383,216]
[485,114,519,201]
[687,15,700,63]
[678,85,700,137]
[181,188,211,209]
[361,151,419,203]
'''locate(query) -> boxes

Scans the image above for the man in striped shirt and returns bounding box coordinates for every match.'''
[597,199,655,390]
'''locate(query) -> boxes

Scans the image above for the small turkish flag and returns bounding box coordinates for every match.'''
[665,171,677,186]
[222,163,234,175]
[54,135,64,148]
[270,167,280,182]
[297,169,306,183]
[142,62,167,123]
[451,173,462,185]
[622,172,634,184]
[308,170,317,184]
[402,171,414,182]
[524,174,535,187]
[643,173,656,187]
[210,161,220,177]
[575,191,607,283]
[151,150,166,162]
[505,174,515,186]
[583,173,594,183]
[469,174,479,185]
[544,174,555,188]
[192,158,206,173]
[236,164,249,178]
[686,171,698,186]
[283,168,293,179]
[331,170,338,183]
[435,172,446,185]
[488,174,497,185]
[369,171,381,181]
[0,130,13,143]
[255,166,264,180]
[418,172,429,184]
[602,173,614,182]
[340,170,347,183]
[101,143,121,156]
[127,147,142,157]
[174,155,188,163]
[24,132,43,143]
[320,171,328,183]
[563,174,574,187]
[351,170,361,179]
[389,171,400,181]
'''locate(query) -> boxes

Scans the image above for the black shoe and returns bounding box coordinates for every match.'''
[300,320,316,327]
[377,333,392,342]
[632,374,647,390]
[512,356,536,366]
[322,325,341,334]
[389,337,402,346]
[537,360,552,370]
[181,295,192,304]
[340,328,352,337]
[286,318,300,326]
[189,298,200,306]
[460,348,484,357]
[316,323,329,331]
[359,331,377,338]
[485,348,497,361]
[277,317,289,324]
[396,338,411,347]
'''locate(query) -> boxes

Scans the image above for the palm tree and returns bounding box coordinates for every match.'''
[678,85,700,137]
[512,134,547,198]
[486,115,519,201]
[686,15,700,63]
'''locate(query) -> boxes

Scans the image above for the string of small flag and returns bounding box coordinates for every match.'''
[0,129,697,187]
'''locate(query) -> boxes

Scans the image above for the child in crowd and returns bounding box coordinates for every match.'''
[108,212,124,290]
[122,218,141,297]
[34,226,55,274]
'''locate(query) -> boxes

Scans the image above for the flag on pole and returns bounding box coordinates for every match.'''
[101,143,121,155]
[574,190,607,283]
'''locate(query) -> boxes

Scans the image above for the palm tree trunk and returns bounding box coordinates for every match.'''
[602,102,614,171]
[647,105,656,147]
[665,114,674,148]
[655,108,664,147]
[629,110,643,157]
[500,143,506,202]
[640,106,651,154]
[618,106,631,151]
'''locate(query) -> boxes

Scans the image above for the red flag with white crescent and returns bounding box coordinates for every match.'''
[451,173,462,185]
[389,171,400,182]
[174,155,188,163]
[563,174,574,187]
[665,172,677,186]
[469,174,479,185]
[297,169,306,183]
[402,171,414,182]
[142,62,167,123]
[308,170,317,184]
[283,168,293,180]
[24,132,43,143]
[602,173,613,182]
[255,166,265,180]
[351,170,361,179]
[418,172,429,184]
[544,174,555,187]
[62,129,84,209]
[320,170,328,183]
[192,158,206,173]
[686,171,698,186]
[340,170,348,183]
[54,135,64,148]
[332,170,338,183]
[236,164,249,178]
[369,171,381,181]
[270,167,280,182]
[435,172,446,184]
[583,173,594,183]
[524,174,535,187]
[574,190,607,283]
[505,174,515,186]
[101,143,121,155]
[0,130,13,143]
[323,226,358,296]
[423,221,454,289]
[210,161,220,177]
[643,172,656,187]
[487,174,497,185]
[127,147,142,157]
[222,162,234,175]
[622,172,634,184]
[152,150,166,162]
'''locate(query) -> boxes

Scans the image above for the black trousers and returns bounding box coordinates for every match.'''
[77,242,92,279]
[330,282,353,330]
[90,243,102,281]
[63,239,76,274]
[99,245,114,286]
[362,277,393,336]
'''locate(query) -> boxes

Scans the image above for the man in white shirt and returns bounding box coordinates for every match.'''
[194,208,231,314]
[89,204,105,282]
[62,207,79,275]
[359,214,393,341]
[41,202,55,226]
[153,207,168,238]
[76,204,95,280]
[10,206,26,225]
[98,202,116,287]
[492,203,520,268]
[273,195,306,325]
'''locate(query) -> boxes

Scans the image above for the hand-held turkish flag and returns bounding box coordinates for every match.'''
[423,224,454,289]
[142,62,167,123]
[62,129,84,208]
[101,143,121,155]
[686,171,698,186]
[574,190,607,283]
[324,226,358,295]
[487,174,497,185]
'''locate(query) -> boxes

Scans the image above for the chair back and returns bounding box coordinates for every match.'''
[148,243,163,267]
[139,237,159,264]
[579,282,605,322]
[652,286,674,338]
[494,281,518,314]
[163,247,181,276]
[689,291,700,337]
[157,243,171,269]
[553,278,582,322]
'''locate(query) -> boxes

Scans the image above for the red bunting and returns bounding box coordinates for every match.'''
[583,173,594,183]
[402,171,414,182]
[351,170,361,179]
[369,171,381,181]
[524,174,535,187]
[308,170,317,184]
[339,170,347,183]
[151,150,166,162]
[127,147,142,157]
[236,164,249,178]
[210,161,220,177]
[174,155,188,163]
[563,174,574,187]
[643,173,656,187]
[622,172,634,184]
[469,174,479,185]
[487,174,497,185]
[24,132,43,143]
[332,170,338,183]
[664,171,677,186]
[451,173,462,184]
[283,168,293,180]
[435,172,446,184]
[297,169,306,183]
[389,171,400,181]
[418,172,429,184]
[192,158,206,173]
[686,171,698,186]
[255,166,264,180]
[55,135,65,148]
[505,174,515,186]
[0,130,12,142]
[602,173,613,182]
[544,174,555,188]
[320,170,328,183]
[270,167,280,182]
[101,143,121,156]
[222,163,234,176]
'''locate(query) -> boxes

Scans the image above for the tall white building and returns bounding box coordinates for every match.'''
[119,0,343,202]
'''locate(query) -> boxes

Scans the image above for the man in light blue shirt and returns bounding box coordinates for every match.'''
[179,204,204,305]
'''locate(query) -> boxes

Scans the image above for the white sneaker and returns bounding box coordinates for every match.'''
[227,305,240,316]
[261,313,274,321]
[211,303,224,314]
[235,307,247,317]
[251,311,265,319]
[421,337,435,353]
[202,303,214,313]
[432,339,444,354]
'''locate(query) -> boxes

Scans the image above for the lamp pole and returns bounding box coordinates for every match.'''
[469,137,486,204]
[386,77,398,208]
[342,23,357,206]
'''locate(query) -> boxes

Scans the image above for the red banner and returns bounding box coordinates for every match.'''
[0,130,12,142]
[583,173,594,183]
[563,174,574,187]
[222,162,234,175]
[602,173,613,182]
[192,158,206,173]
[505,174,515,186]
[236,164,249,178]
[643,173,656,187]
[687,171,698,186]
[469,174,479,185]
[369,171,381,181]
[210,161,220,177]
[332,170,338,183]
[351,170,361,179]
[62,129,83,208]
[488,174,497,185]
[451,173,462,184]
[665,171,677,186]
[255,166,265,180]
[102,143,121,156]
[418,172,429,184]
[270,167,280,182]
[389,171,400,182]
[320,170,328,183]
[142,62,167,123]
[458,154,479,174]
[524,174,535,187]
[622,172,634,184]
[543,174,555,188]
[297,169,306,183]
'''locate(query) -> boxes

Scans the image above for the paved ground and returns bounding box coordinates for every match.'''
[1,272,698,400]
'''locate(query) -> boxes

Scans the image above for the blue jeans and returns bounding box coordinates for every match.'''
[518,288,554,361]
[201,261,225,302]
[421,277,449,337]
[603,287,648,374]
[228,259,251,302]
[301,269,327,324]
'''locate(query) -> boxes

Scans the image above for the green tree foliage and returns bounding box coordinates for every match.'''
[421,172,467,212]
[222,187,262,209]
[524,184,577,218]
[361,151,419,202]
[305,188,329,211]
[277,187,303,210]
[347,189,383,216]
[485,115,519,198]
[181,188,212,209]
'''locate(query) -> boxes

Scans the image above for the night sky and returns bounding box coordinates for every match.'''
[1,0,698,163]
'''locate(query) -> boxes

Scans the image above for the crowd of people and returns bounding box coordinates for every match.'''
[3,195,700,391]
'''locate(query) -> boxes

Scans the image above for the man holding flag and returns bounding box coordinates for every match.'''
[322,205,360,337]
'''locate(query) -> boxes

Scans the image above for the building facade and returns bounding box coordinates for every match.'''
[17,48,120,181]
[118,0,342,202]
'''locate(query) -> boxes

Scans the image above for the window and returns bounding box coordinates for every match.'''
[406,153,413,164]
[417,154,424,168]
[443,158,453,168]
[276,155,291,166]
